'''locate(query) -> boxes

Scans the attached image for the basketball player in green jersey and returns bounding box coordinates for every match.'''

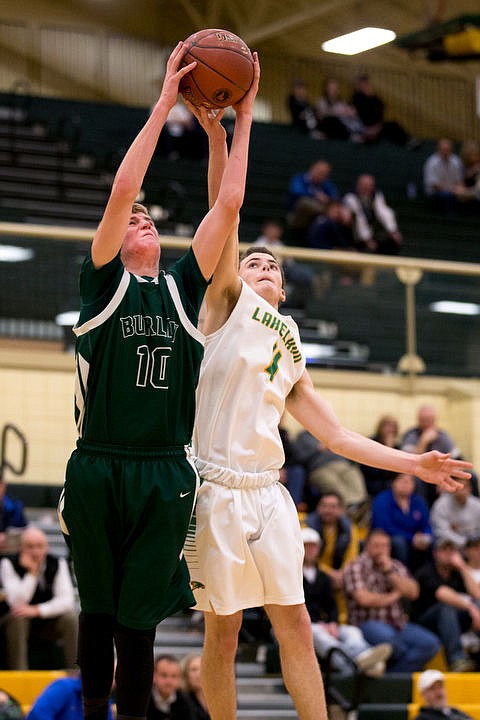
[58,43,260,720]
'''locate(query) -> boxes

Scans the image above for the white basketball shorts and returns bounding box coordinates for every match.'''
[185,479,305,615]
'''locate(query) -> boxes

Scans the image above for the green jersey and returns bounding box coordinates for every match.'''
[74,248,207,447]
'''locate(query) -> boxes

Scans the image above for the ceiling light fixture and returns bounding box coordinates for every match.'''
[429,300,480,316]
[322,27,396,55]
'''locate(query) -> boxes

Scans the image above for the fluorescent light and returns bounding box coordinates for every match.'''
[0,245,34,262]
[430,301,480,316]
[322,27,396,55]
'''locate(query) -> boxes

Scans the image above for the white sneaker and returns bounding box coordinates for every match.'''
[355,643,393,673]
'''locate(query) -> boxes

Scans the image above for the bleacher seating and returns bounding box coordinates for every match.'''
[0,670,66,715]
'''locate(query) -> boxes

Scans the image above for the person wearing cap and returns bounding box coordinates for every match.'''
[411,538,480,671]
[413,669,475,720]
[301,527,392,676]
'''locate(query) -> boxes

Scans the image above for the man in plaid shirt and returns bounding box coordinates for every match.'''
[343,529,440,671]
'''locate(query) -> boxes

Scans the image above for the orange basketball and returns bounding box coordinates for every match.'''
[179,29,254,109]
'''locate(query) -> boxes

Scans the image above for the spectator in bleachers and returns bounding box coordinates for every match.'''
[401,404,461,507]
[0,469,27,555]
[306,492,361,623]
[278,421,309,511]
[411,538,480,672]
[0,526,77,670]
[305,200,354,251]
[343,174,403,255]
[26,672,114,720]
[423,138,465,213]
[315,78,366,143]
[464,535,480,583]
[254,219,315,309]
[343,528,441,672]
[371,472,432,572]
[180,654,210,720]
[147,654,195,720]
[457,140,480,206]
[430,478,480,550]
[414,669,476,720]
[350,73,413,147]
[287,160,340,244]
[359,414,399,498]
[294,430,368,512]
[302,527,392,676]
[0,690,22,720]
[287,79,319,137]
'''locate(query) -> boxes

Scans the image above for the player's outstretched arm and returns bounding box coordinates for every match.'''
[191,52,260,282]
[286,370,472,493]
[91,42,195,269]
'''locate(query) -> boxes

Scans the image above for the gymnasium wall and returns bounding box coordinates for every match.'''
[1,345,479,488]
[0,12,478,141]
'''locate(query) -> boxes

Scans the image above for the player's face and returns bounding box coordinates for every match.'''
[239,252,286,308]
[122,212,161,261]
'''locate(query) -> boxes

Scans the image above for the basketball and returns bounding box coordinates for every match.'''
[179,29,254,109]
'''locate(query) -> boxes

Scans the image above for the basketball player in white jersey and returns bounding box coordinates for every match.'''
[186,112,472,720]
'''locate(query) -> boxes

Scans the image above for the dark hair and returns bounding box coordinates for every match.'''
[239,246,286,287]
[154,653,180,668]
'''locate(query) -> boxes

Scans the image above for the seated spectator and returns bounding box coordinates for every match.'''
[464,535,480,583]
[0,691,22,720]
[413,669,476,720]
[343,529,440,672]
[430,478,480,549]
[343,174,403,255]
[0,469,27,555]
[0,526,77,670]
[287,160,340,243]
[315,78,366,142]
[278,421,309,511]
[294,430,368,512]
[423,138,465,213]
[302,527,392,676]
[254,219,315,309]
[306,492,361,623]
[305,200,354,250]
[147,654,195,720]
[401,404,461,507]
[410,538,480,672]
[180,654,210,720]
[287,79,319,137]
[351,73,412,147]
[359,414,399,498]
[457,139,480,206]
[371,473,432,572]
[26,672,114,720]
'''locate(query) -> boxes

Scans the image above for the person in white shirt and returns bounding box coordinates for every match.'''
[0,525,77,669]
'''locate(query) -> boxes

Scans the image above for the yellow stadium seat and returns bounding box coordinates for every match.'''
[0,671,66,708]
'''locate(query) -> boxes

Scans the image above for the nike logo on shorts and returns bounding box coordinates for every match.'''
[180,491,191,498]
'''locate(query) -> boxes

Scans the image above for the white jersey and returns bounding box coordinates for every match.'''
[192,280,306,486]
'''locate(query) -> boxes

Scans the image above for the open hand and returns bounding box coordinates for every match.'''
[413,451,472,492]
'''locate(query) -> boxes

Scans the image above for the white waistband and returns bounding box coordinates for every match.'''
[194,458,279,489]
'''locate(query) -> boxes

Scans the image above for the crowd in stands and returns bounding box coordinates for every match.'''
[277,403,480,674]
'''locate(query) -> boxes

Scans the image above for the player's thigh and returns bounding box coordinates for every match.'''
[60,451,118,613]
[117,456,197,626]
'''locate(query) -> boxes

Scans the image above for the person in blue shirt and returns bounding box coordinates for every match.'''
[371,472,432,572]
[26,674,114,720]
[287,160,340,243]
[0,471,27,554]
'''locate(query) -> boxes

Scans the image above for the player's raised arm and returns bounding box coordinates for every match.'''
[190,52,260,282]
[286,369,472,493]
[90,42,195,269]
